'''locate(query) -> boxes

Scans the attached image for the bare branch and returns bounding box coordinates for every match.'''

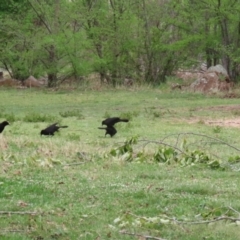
[64,162,87,166]
[228,206,240,215]
[0,211,39,215]
[160,132,240,152]
[119,230,167,240]
[139,139,185,154]
[0,229,29,233]
[169,216,240,225]
[26,0,52,33]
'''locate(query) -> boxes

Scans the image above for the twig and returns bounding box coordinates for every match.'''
[175,133,181,148]
[0,211,38,215]
[119,230,167,240]
[0,229,28,233]
[128,212,240,226]
[161,132,240,152]
[138,139,185,154]
[169,216,240,225]
[64,161,87,166]
[228,206,240,215]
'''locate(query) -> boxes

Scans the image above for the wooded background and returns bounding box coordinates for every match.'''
[1,0,240,87]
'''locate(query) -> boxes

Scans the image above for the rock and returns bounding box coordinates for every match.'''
[0,78,21,87]
[175,70,202,82]
[171,83,182,90]
[191,71,233,93]
[207,64,229,79]
[200,62,207,72]
[37,77,48,85]
[23,76,45,88]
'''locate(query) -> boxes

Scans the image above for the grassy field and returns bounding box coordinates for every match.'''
[1,87,240,240]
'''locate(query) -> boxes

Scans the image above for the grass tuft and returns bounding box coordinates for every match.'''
[23,112,60,123]
[59,109,84,119]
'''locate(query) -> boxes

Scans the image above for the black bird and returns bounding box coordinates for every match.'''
[98,125,117,137]
[102,117,129,127]
[40,123,68,136]
[0,121,9,133]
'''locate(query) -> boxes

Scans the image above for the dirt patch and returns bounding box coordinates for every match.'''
[188,118,240,128]
[186,105,240,128]
[206,119,240,127]
[196,105,240,112]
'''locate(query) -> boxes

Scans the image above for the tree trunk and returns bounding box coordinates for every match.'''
[47,45,58,87]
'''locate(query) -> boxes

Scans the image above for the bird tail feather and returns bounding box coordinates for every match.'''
[120,119,129,122]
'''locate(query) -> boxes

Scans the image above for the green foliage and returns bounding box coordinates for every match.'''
[228,155,240,164]
[110,136,138,161]
[153,145,223,169]
[153,147,178,163]
[0,0,28,15]
[110,138,224,170]
[1,0,239,85]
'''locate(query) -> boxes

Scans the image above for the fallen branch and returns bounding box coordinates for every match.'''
[0,211,38,215]
[228,206,240,215]
[169,216,240,225]
[64,161,87,166]
[161,132,240,152]
[139,139,185,154]
[128,211,240,227]
[0,229,28,232]
[119,230,167,240]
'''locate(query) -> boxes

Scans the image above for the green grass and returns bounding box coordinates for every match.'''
[1,88,240,239]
